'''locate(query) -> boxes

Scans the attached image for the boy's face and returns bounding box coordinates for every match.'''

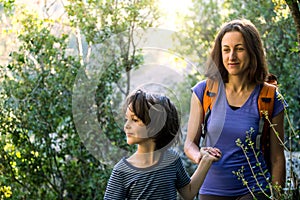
[124,106,149,145]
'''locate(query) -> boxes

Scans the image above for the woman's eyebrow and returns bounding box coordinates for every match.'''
[222,43,244,47]
[235,43,244,46]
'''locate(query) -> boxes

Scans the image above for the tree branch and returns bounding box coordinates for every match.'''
[285,0,300,55]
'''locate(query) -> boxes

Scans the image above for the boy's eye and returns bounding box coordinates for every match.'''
[132,118,139,122]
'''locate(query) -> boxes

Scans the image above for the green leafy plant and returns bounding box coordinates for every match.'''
[0,0,159,199]
[234,107,299,200]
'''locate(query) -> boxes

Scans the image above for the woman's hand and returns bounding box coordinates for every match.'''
[200,147,222,161]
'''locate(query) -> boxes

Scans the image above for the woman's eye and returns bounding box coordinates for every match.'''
[223,48,230,52]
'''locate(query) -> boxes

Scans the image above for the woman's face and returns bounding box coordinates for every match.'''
[221,31,250,77]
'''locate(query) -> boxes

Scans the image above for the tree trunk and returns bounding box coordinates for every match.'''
[285,0,300,55]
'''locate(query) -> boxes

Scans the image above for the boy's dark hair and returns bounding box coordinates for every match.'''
[124,89,181,150]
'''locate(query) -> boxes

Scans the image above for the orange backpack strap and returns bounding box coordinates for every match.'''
[203,79,218,113]
[256,82,276,170]
[258,82,276,119]
[201,79,218,141]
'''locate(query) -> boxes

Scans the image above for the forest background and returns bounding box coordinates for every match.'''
[0,0,299,199]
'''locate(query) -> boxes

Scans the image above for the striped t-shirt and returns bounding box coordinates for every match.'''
[104,149,191,199]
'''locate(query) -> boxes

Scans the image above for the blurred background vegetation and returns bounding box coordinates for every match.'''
[0,0,299,199]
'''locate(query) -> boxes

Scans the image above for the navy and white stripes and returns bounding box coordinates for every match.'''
[104,149,191,199]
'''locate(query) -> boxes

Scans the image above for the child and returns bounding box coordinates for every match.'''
[104,89,221,200]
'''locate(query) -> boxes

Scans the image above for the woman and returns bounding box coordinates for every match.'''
[184,19,286,200]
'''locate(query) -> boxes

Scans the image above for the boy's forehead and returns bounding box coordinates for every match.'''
[125,105,134,116]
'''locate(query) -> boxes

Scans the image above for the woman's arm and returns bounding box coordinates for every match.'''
[184,92,204,164]
[178,148,221,200]
[270,110,286,188]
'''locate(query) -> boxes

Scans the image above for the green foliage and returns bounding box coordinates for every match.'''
[0,11,113,198]
[0,0,15,15]
[65,0,159,44]
[1,0,298,199]
[175,0,223,67]
[234,126,298,200]
[0,0,159,199]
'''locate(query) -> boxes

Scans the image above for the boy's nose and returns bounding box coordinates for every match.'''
[124,121,130,129]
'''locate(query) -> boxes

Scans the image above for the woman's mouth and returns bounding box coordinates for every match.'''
[228,62,239,67]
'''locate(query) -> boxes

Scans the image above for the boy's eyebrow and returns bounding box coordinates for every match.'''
[126,112,137,119]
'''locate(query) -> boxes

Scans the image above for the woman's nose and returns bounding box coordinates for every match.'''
[229,50,237,60]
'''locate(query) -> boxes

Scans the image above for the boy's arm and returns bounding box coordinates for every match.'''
[178,148,221,200]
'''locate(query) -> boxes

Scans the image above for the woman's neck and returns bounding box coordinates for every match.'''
[225,76,257,107]
[227,75,254,92]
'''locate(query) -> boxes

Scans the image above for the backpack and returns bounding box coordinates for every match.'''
[201,75,277,171]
